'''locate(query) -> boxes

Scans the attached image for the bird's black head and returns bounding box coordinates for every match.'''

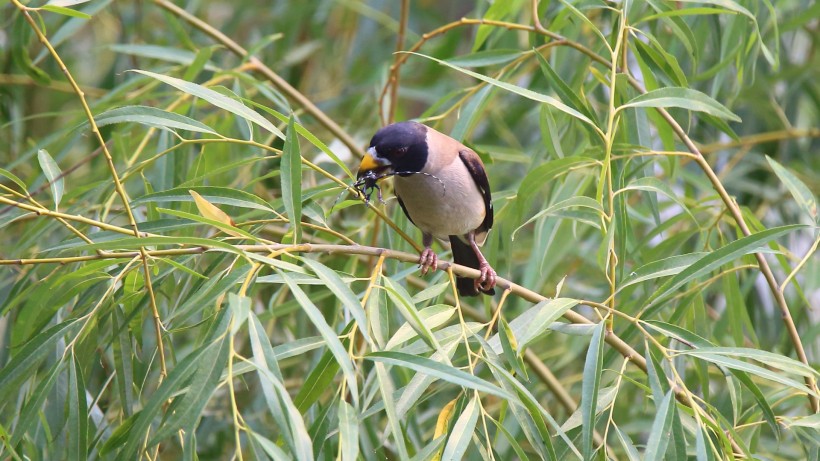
[365,121,429,175]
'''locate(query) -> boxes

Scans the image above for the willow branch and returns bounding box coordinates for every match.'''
[152,0,361,157]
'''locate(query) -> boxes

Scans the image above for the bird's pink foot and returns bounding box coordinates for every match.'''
[475,262,497,292]
[419,248,438,275]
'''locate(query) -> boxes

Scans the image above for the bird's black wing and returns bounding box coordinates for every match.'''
[395,194,415,225]
[458,149,493,232]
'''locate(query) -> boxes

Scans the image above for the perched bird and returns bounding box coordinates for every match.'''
[357,121,496,296]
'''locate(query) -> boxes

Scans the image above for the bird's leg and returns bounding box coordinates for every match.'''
[419,233,438,275]
[467,231,496,291]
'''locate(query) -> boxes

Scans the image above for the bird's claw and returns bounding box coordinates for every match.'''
[419,248,438,275]
[475,262,497,292]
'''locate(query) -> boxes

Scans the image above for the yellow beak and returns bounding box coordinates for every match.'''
[357,148,390,179]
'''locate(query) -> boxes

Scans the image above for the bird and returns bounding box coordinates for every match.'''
[356,121,496,296]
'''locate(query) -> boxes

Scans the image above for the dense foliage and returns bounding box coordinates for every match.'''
[1,0,818,459]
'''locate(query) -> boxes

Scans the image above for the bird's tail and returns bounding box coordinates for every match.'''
[449,236,495,297]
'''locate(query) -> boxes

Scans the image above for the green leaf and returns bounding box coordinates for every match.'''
[366,351,513,400]
[132,186,273,212]
[280,271,359,406]
[621,87,741,122]
[517,298,580,350]
[40,4,91,18]
[0,319,82,398]
[149,330,230,444]
[447,49,524,67]
[338,400,360,461]
[386,304,455,350]
[382,278,442,351]
[67,353,89,461]
[644,390,675,461]
[110,44,218,69]
[647,224,806,308]
[111,309,231,457]
[406,52,601,130]
[581,322,605,460]
[131,69,284,139]
[93,105,217,134]
[675,350,820,397]
[442,395,480,461]
[12,14,51,85]
[513,196,604,239]
[517,157,599,207]
[37,149,64,210]
[766,155,818,224]
[282,116,303,242]
[534,50,596,123]
[373,361,409,459]
[0,167,28,193]
[617,176,697,225]
[619,253,708,291]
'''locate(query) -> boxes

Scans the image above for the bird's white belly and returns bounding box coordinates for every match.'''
[394,169,485,239]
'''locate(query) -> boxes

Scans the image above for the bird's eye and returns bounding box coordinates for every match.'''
[394,146,409,157]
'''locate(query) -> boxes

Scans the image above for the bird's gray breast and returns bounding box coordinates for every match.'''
[393,158,486,240]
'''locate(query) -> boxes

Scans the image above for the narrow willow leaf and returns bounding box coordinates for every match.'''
[37,149,64,210]
[189,189,238,226]
[338,401,359,461]
[113,309,230,458]
[0,167,28,193]
[480,341,564,460]
[93,105,217,134]
[513,197,604,240]
[517,298,580,350]
[644,390,675,461]
[282,116,303,242]
[133,186,274,211]
[766,155,818,223]
[131,69,284,139]
[410,437,447,461]
[406,52,600,128]
[618,177,697,224]
[374,362,409,459]
[11,361,63,445]
[679,347,818,378]
[0,319,81,398]
[621,87,741,122]
[67,353,88,461]
[451,85,494,142]
[366,351,513,400]
[12,15,51,85]
[40,4,90,17]
[149,331,230,444]
[614,425,641,461]
[434,399,457,440]
[302,258,371,345]
[647,224,806,308]
[382,278,441,351]
[446,49,523,67]
[386,304,455,350]
[696,425,716,461]
[442,396,480,461]
[280,271,359,406]
[255,106,354,179]
[110,44,217,69]
[395,342,458,420]
[534,51,596,122]
[619,253,707,291]
[561,386,617,432]
[581,322,605,460]
[676,350,819,397]
[517,157,598,207]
